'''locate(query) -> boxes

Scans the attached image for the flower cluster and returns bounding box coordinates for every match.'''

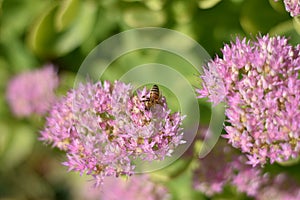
[193,138,300,199]
[275,0,300,17]
[197,35,300,166]
[81,175,169,200]
[6,65,59,117]
[257,173,300,200]
[193,139,268,197]
[40,80,184,186]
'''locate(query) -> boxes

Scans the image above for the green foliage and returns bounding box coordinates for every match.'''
[27,0,97,58]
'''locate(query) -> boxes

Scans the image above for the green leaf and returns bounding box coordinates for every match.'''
[0,59,10,116]
[293,16,300,35]
[2,37,38,72]
[277,157,300,167]
[0,0,44,70]
[172,0,196,24]
[0,121,10,157]
[0,0,49,39]
[27,3,59,57]
[54,1,97,56]
[240,0,289,35]
[1,124,35,169]
[268,0,286,14]
[197,0,222,9]
[165,167,206,200]
[0,58,9,88]
[80,7,120,54]
[123,6,166,27]
[144,0,166,11]
[55,0,80,32]
[152,158,192,179]
[269,20,300,45]
[56,71,76,96]
[28,1,97,57]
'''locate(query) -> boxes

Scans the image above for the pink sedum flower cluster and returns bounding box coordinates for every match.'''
[6,65,59,117]
[193,139,268,197]
[275,0,300,17]
[257,173,300,200]
[40,80,184,186]
[197,35,300,166]
[82,175,169,200]
[193,139,300,199]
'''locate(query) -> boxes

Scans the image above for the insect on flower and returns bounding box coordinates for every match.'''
[40,80,185,186]
[141,84,163,110]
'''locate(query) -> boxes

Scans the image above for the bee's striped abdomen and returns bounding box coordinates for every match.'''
[150,84,160,103]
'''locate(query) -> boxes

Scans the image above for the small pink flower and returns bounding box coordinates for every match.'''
[6,65,59,117]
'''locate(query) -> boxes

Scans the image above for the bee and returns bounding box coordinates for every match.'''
[141,84,162,110]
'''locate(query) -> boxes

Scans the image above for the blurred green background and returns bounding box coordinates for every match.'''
[1,0,300,199]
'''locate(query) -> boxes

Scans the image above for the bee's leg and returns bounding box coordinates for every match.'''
[145,101,152,111]
[141,96,150,102]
